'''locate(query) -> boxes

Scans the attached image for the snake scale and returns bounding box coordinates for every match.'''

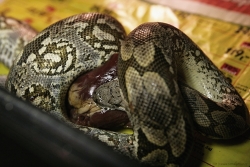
[0,15,37,86]
[3,13,250,167]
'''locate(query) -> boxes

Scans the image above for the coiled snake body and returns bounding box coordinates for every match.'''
[4,13,250,167]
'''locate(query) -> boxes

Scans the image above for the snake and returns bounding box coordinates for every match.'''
[0,15,37,86]
[3,13,250,167]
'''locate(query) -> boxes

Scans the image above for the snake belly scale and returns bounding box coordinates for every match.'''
[5,13,250,167]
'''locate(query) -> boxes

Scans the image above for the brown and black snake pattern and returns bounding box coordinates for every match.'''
[4,13,250,167]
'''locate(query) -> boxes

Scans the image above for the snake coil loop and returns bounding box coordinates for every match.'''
[5,13,250,167]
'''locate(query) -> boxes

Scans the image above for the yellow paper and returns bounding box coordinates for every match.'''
[0,0,249,166]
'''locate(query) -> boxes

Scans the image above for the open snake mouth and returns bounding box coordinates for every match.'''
[67,53,131,131]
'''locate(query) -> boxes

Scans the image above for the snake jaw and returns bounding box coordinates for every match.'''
[67,54,130,130]
[69,97,101,115]
[68,86,130,130]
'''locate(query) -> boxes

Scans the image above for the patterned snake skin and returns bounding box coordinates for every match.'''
[0,16,37,68]
[4,13,250,167]
[0,16,37,86]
